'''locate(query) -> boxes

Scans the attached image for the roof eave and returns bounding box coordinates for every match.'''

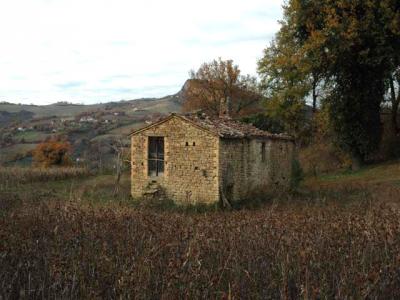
[220,134,295,141]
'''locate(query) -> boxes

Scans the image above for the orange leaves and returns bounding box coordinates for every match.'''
[33,139,72,167]
[183,58,261,117]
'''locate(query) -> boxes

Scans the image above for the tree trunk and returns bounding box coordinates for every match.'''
[219,187,232,210]
[351,153,363,171]
[389,76,399,134]
[392,101,399,134]
[312,78,317,113]
[113,151,122,196]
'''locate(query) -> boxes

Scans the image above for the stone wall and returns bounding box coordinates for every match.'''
[219,138,295,202]
[218,139,250,201]
[131,116,220,204]
[268,139,295,186]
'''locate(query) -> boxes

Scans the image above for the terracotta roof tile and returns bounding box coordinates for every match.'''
[180,113,293,140]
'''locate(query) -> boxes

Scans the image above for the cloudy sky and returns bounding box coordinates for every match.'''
[0,0,283,105]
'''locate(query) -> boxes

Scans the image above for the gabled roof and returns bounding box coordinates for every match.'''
[129,113,294,141]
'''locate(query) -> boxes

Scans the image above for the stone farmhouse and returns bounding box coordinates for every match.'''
[130,110,295,206]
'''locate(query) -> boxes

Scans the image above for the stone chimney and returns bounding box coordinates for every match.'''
[219,96,232,118]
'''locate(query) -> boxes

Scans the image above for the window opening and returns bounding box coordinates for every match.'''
[148,137,164,176]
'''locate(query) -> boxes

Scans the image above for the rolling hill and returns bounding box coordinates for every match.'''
[0,86,185,166]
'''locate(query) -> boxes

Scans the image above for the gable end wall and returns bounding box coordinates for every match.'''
[131,117,220,204]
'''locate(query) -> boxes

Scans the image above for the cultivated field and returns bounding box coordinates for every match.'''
[1,163,400,298]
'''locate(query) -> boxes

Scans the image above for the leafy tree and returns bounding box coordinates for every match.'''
[33,139,72,167]
[258,16,309,108]
[183,58,262,117]
[265,0,400,169]
[241,113,285,134]
[258,4,325,142]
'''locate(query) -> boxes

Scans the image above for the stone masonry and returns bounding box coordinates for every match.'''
[130,113,295,205]
[131,115,220,204]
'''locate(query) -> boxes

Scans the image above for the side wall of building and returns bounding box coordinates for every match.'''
[267,139,295,186]
[218,138,295,202]
[131,117,220,204]
[218,139,251,202]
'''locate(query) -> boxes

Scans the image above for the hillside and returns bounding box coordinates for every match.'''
[0,87,185,166]
[0,95,182,120]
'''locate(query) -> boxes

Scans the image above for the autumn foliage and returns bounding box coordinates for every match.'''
[183,58,262,117]
[33,139,72,167]
[258,0,400,168]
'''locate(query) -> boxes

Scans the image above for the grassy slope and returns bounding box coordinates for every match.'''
[3,160,400,209]
[306,160,400,188]
[0,97,180,119]
[0,143,37,161]
[0,103,102,118]
[108,121,146,135]
[13,130,52,143]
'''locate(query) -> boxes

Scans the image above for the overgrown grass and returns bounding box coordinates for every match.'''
[0,143,37,162]
[1,162,400,298]
[0,167,91,216]
[2,193,400,298]
[306,159,400,187]
[0,166,90,185]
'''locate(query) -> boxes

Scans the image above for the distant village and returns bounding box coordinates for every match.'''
[0,101,167,166]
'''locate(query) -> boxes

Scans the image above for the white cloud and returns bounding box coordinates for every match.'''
[0,0,283,104]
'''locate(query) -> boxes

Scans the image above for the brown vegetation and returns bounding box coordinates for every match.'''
[2,194,400,298]
[33,140,72,167]
[183,58,261,117]
[1,163,400,298]
[0,167,89,185]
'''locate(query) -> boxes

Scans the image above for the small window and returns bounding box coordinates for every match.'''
[185,142,189,146]
[148,137,164,177]
[261,142,266,162]
[193,142,196,146]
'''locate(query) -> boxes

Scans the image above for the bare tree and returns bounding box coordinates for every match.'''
[108,136,130,195]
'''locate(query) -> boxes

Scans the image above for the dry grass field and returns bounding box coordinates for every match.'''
[1,163,400,298]
[0,167,90,185]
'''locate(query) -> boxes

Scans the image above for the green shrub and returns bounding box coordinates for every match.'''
[241,113,285,133]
